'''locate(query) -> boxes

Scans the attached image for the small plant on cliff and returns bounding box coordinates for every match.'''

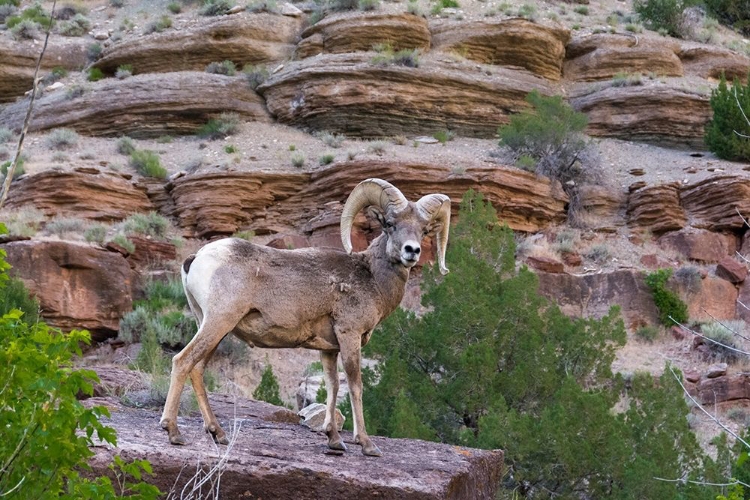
[314,130,345,148]
[635,325,660,342]
[116,64,133,79]
[117,136,136,155]
[1,156,25,179]
[205,60,237,76]
[46,127,79,150]
[198,113,240,140]
[645,268,689,326]
[253,363,284,406]
[704,0,750,35]
[121,212,170,239]
[144,14,172,34]
[318,153,335,165]
[87,42,103,60]
[243,64,269,90]
[701,320,744,364]
[87,67,105,82]
[633,0,700,37]
[84,223,108,244]
[200,0,234,16]
[10,19,41,39]
[108,233,136,253]
[129,149,167,178]
[57,13,90,36]
[2,207,44,237]
[44,216,87,237]
[290,152,305,167]
[705,74,750,161]
[498,90,597,190]
[167,0,181,12]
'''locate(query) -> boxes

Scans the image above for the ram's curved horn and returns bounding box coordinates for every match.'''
[416,194,452,275]
[340,178,408,254]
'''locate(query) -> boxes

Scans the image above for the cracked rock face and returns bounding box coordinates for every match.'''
[86,394,504,499]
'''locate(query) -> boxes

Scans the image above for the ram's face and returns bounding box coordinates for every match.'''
[380,204,434,269]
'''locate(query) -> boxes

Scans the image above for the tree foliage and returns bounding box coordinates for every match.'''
[362,192,723,499]
[0,223,160,499]
[706,74,750,161]
[645,268,689,327]
[633,0,700,36]
[704,0,750,35]
[253,364,284,407]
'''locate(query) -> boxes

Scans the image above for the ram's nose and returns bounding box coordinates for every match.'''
[401,241,421,266]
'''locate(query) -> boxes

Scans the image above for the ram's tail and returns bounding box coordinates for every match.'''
[182,254,196,275]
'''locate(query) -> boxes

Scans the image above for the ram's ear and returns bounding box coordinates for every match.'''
[423,220,443,237]
[366,206,387,228]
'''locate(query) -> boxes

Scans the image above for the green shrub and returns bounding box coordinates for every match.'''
[244,64,269,90]
[206,60,237,76]
[200,0,233,16]
[87,67,105,82]
[701,320,744,364]
[290,152,305,167]
[1,156,25,179]
[517,3,536,19]
[224,144,237,153]
[633,0,699,37]
[0,4,18,23]
[705,74,750,161]
[0,127,13,143]
[156,135,172,144]
[314,130,345,148]
[46,127,79,149]
[704,0,750,35]
[117,136,136,155]
[367,140,388,155]
[371,48,420,67]
[6,3,51,29]
[612,72,643,87]
[87,42,103,60]
[573,5,589,14]
[116,64,133,79]
[645,268,689,326]
[318,153,335,165]
[3,207,44,237]
[84,223,108,243]
[119,305,151,343]
[635,325,660,342]
[253,364,284,406]
[122,211,170,239]
[584,244,610,264]
[153,310,197,348]
[10,18,41,39]
[58,13,90,36]
[315,380,327,403]
[129,149,167,178]
[167,0,181,12]
[109,233,135,253]
[0,277,39,324]
[247,0,278,12]
[498,90,594,187]
[141,277,188,310]
[198,112,240,139]
[433,129,455,144]
[44,216,87,237]
[233,229,255,240]
[144,15,172,34]
[358,0,378,10]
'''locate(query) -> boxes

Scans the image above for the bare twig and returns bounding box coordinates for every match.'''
[669,316,750,356]
[653,476,750,488]
[0,0,57,210]
[666,363,750,450]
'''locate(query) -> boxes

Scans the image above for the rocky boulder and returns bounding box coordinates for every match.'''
[0,37,88,103]
[681,176,750,231]
[0,72,270,137]
[431,19,570,80]
[2,241,133,340]
[678,45,750,81]
[536,269,660,329]
[681,275,738,321]
[168,160,568,238]
[93,13,301,75]
[626,183,687,234]
[716,257,747,284]
[258,52,553,138]
[298,403,345,432]
[564,34,682,81]
[569,84,711,147]
[695,373,750,405]
[296,12,430,59]
[87,395,504,499]
[4,167,154,222]
[657,228,737,262]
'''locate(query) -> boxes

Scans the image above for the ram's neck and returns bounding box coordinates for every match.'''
[364,235,409,316]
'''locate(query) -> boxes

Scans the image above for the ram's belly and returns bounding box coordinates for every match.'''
[231,311,339,351]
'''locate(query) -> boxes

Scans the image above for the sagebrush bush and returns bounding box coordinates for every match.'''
[198,112,240,139]
[645,268,689,326]
[108,233,135,253]
[44,216,87,237]
[291,152,305,167]
[0,277,39,324]
[142,277,188,310]
[119,305,151,343]
[633,0,700,37]
[244,64,269,90]
[200,0,233,16]
[705,74,750,161]
[121,211,169,239]
[206,60,236,76]
[46,128,79,150]
[0,4,18,23]
[3,207,44,237]
[701,320,745,364]
[314,130,345,148]
[87,42,102,60]
[84,224,108,243]
[129,149,167,178]
[58,13,90,36]
[10,18,41,39]
[115,64,133,79]
[144,15,172,34]
[117,136,136,155]
[0,128,12,144]
[498,90,597,189]
[87,67,105,82]
[247,0,278,12]
[319,153,335,165]
[167,1,181,12]
[0,156,25,179]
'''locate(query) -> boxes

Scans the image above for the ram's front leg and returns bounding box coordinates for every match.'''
[338,334,382,457]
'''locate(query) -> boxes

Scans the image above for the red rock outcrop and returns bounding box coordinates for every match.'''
[575,184,626,230]
[564,34,683,81]
[93,13,301,75]
[678,45,750,81]
[569,84,711,147]
[679,275,738,321]
[695,373,750,405]
[0,37,88,103]
[681,176,750,231]
[4,167,154,222]
[87,394,504,499]
[626,183,686,234]
[296,12,430,59]
[430,19,570,81]
[716,257,747,283]
[536,269,660,329]
[258,52,553,138]
[0,72,270,137]
[168,160,568,238]
[2,241,133,340]
[658,228,737,262]
[563,34,683,81]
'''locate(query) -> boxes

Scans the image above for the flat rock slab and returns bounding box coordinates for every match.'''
[88,395,503,499]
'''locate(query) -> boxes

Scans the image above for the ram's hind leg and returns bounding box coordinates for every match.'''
[160,312,243,445]
[321,351,346,451]
[189,345,227,444]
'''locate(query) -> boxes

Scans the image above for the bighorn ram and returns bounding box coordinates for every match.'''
[160,179,451,456]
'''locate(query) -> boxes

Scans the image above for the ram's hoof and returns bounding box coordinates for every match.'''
[170,434,188,446]
[362,443,382,457]
[328,439,348,452]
